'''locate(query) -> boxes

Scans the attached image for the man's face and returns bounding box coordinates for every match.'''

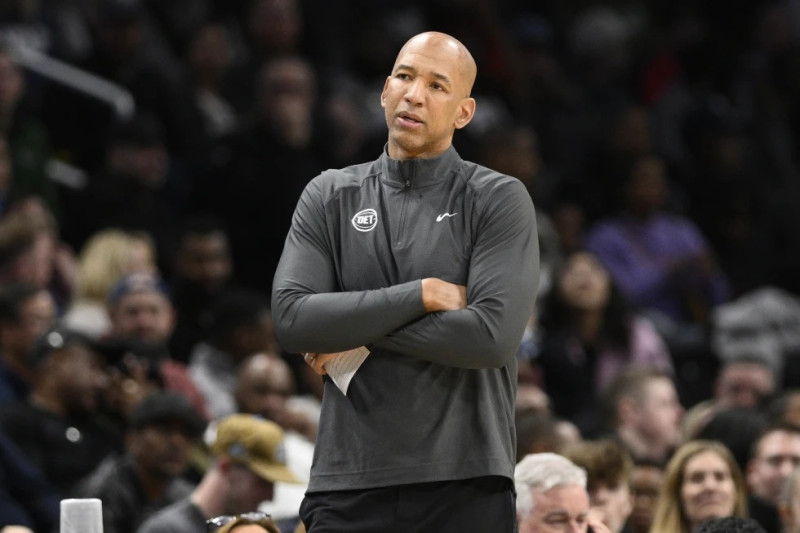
[236,355,292,420]
[627,465,663,533]
[130,422,194,480]
[380,35,474,160]
[748,430,800,505]
[589,481,632,533]
[175,232,232,292]
[715,362,774,409]
[226,464,275,513]
[110,291,175,345]
[55,344,109,414]
[519,484,590,533]
[631,378,683,448]
[0,290,56,362]
[0,52,23,114]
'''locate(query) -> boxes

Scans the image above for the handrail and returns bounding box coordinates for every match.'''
[10,44,136,120]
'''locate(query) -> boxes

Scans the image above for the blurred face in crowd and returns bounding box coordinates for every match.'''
[381,32,476,160]
[519,484,591,533]
[715,361,774,409]
[129,421,195,480]
[680,451,736,530]
[747,429,800,505]
[557,252,611,312]
[224,463,274,513]
[588,480,632,533]
[51,344,109,415]
[110,290,175,345]
[624,156,668,218]
[188,23,231,80]
[257,57,316,147]
[108,143,168,189]
[626,464,663,533]
[175,231,232,293]
[235,354,293,420]
[0,289,56,362]
[630,377,683,450]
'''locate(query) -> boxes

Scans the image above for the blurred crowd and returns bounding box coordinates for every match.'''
[2,0,800,532]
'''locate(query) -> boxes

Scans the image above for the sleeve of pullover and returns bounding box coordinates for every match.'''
[271,176,429,354]
[372,177,540,368]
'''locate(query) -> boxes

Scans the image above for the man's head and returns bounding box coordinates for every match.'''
[108,272,175,345]
[0,283,56,368]
[172,215,232,294]
[515,453,590,533]
[235,353,295,420]
[127,390,205,481]
[747,423,800,505]
[29,325,113,415]
[207,290,274,360]
[0,46,24,116]
[210,414,300,513]
[626,459,664,533]
[714,357,775,410]
[563,440,633,533]
[604,368,683,460]
[381,31,477,160]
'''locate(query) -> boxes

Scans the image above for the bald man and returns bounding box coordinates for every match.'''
[272,32,539,532]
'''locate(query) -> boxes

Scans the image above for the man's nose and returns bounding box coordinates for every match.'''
[404,79,424,104]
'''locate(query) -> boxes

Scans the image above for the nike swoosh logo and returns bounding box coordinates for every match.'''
[436,212,458,222]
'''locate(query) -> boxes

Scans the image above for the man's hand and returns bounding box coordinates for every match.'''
[421,278,467,312]
[303,352,341,375]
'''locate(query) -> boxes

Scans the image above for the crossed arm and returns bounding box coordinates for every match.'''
[271,177,539,370]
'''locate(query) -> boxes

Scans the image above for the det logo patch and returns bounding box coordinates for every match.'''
[351,208,378,232]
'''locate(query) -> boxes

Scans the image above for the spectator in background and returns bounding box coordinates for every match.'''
[533,250,672,434]
[188,289,275,419]
[235,353,315,531]
[625,459,664,533]
[602,368,684,464]
[168,214,233,364]
[0,47,59,218]
[63,228,157,339]
[514,452,611,533]
[200,55,323,293]
[107,272,208,418]
[746,423,800,533]
[0,283,56,405]
[515,410,581,462]
[137,413,301,533]
[73,390,205,533]
[0,325,123,494]
[650,440,748,533]
[563,439,634,533]
[584,152,729,350]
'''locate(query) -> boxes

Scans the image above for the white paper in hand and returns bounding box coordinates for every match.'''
[325,346,370,395]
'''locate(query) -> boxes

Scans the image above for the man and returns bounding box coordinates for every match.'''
[515,453,611,533]
[72,390,206,533]
[747,423,800,533]
[271,31,539,531]
[0,283,56,405]
[625,459,664,533]
[563,439,634,533]
[136,413,300,533]
[0,325,123,494]
[107,272,208,418]
[602,368,684,464]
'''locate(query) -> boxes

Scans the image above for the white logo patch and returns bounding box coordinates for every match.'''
[436,212,458,222]
[352,208,378,232]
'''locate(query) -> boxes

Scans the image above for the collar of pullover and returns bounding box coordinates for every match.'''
[379,144,461,188]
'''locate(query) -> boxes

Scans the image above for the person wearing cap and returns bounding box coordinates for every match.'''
[107,271,209,419]
[72,390,206,533]
[0,324,124,494]
[137,413,300,533]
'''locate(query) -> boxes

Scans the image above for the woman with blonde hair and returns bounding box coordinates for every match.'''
[62,228,156,338]
[650,440,748,533]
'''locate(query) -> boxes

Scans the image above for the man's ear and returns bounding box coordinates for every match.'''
[454,97,476,130]
[380,76,391,109]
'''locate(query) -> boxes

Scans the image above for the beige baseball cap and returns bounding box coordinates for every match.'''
[211,414,301,484]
